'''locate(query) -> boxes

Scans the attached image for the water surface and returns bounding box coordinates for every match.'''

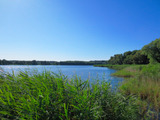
[0,65,123,89]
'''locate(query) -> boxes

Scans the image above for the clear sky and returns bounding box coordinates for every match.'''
[0,0,160,61]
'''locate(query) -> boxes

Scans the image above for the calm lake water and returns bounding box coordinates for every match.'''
[0,65,123,89]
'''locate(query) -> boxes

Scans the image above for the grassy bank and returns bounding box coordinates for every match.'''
[96,64,160,119]
[95,64,143,77]
[0,70,139,120]
[120,64,160,104]
[94,64,131,70]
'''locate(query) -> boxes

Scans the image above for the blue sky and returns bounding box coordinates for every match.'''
[0,0,160,61]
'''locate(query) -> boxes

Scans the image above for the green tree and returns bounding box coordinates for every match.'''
[142,38,160,64]
[108,54,124,64]
[123,55,133,64]
[132,50,149,64]
[32,60,38,65]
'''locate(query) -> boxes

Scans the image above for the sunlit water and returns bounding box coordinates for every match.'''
[0,65,123,89]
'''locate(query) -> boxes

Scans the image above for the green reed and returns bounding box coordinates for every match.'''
[0,70,139,120]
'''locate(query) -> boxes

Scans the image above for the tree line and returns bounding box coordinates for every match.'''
[108,38,160,65]
[1,38,159,65]
[0,60,107,65]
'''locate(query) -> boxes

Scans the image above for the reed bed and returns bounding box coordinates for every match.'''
[96,64,160,119]
[0,70,139,120]
[107,64,160,119]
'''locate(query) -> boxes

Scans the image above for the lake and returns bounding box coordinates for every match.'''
[0,65,123,89]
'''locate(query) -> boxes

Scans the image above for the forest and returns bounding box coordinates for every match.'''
[108,38,160,65]
[1,38,159,66]
[0,60,107,65]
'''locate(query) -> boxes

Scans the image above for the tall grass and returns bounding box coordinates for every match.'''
[119,64,160,103]
[105,64,160,119]
[0,70,139,120]
[94,64,131,70]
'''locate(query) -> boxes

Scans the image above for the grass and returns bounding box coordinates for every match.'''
[97,64,160,119]
[111,65,145,77]
[0,70,139,120]
[94,64,131,70]
[95,64,144,77]
[120,64,160,103]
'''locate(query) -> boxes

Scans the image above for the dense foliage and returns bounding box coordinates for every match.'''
[0,60,107,65]
[142,38,160,64]
[108,38,160,65]
[0,71,139,120]
[108,50,149,65]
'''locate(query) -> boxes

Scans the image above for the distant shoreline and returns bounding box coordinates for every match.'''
[0,60,107,65]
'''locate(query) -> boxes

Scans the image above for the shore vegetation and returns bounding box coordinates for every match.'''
[0,70,139,120]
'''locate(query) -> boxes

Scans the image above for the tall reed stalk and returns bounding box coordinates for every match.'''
[0,70,139,120]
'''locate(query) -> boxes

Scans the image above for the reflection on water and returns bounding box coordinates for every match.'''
[0,65,123,89]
